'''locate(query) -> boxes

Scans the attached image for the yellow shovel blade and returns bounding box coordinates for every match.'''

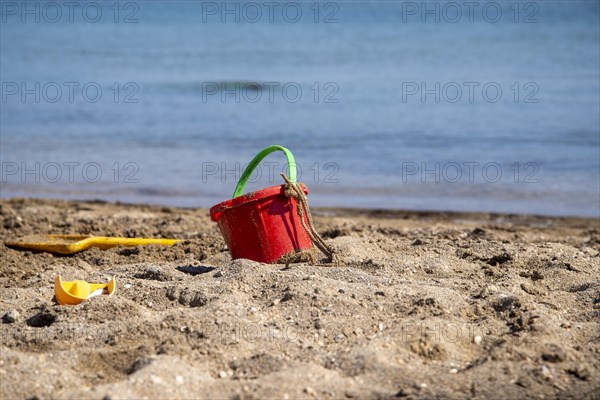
[6,234,181,255]
[54,274,116,305]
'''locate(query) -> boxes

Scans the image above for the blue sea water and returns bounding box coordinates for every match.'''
[1,1,599,216]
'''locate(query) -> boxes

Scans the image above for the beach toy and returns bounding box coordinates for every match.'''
[210,145,332,263]
[5,235,181,255]
[54,274,116,305]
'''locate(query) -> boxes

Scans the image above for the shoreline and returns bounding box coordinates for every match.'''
[2,195,599,221]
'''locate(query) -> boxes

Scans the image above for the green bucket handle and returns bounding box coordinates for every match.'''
[232,145,297,198]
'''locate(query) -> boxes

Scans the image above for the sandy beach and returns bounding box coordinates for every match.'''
[0,197,598,399]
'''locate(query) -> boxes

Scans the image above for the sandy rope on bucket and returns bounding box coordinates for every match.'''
[281,173,334,262]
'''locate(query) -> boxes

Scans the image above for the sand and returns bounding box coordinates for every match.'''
[0,198,598,399]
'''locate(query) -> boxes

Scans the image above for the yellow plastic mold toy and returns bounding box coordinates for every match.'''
[54,275,116,305]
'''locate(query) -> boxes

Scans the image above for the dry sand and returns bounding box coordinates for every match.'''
[0,198,598,399]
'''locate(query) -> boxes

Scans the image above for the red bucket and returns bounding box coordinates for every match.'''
[209,146,313,263]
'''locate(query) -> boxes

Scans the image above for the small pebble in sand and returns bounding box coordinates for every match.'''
[175,375,184,384]
[218,370,228,379]
[214,271,223,278]
[474,335,482,345]
[450,368,458,374]
[2,310,19,324]
[304,386,317,396]
[77,260,92,270]
[541,365,551,379]
[249,307,258,313]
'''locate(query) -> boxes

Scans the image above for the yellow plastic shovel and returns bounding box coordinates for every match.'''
[55,274,116,305]
[6,234,181,255]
